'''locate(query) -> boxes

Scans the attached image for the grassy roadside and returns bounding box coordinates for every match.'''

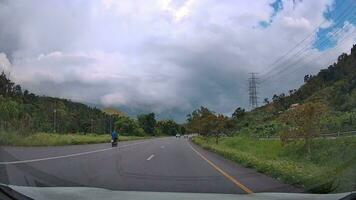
[192,136,356,193]
[0,132,152,146]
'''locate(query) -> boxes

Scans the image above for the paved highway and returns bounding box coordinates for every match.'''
[0,137,302,194]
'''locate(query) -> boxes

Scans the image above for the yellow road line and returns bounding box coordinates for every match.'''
[189,143,253,194]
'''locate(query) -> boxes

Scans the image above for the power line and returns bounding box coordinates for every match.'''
[260,0,355,79]
[285,28,356,77]
[263,28,356,86]
[260,10,356,83]
[262,16,354,82]
[261,16,355,84]
[261,0,354,78]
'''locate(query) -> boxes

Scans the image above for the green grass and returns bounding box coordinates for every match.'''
[0,132,151,146]
[192,136,356,193]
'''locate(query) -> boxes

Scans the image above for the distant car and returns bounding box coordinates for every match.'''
[175,134,181,138]
[184,135,188,139]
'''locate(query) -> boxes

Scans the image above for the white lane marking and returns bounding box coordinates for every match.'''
[160,146,165,149]
[146,154,155,161]
[0,140,151,165]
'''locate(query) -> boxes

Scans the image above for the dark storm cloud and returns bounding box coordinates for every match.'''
[163,44,250,112]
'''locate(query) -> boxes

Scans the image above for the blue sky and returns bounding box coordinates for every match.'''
[260,0,355,51]
[259,0,283,28]
[314,0,356,50]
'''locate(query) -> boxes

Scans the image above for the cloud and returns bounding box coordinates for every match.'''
[0,53,11,72]
[0,0,355,122]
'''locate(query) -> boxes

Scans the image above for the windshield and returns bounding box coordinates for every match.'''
[0,0,355,199]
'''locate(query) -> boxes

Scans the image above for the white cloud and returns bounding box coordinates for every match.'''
[0,53,11,72]
[0,0,354,121]
[159,0,196,22]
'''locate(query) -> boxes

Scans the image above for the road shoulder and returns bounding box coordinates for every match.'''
[188,140,304,193]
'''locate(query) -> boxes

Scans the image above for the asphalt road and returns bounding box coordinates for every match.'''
[0,137,303,194]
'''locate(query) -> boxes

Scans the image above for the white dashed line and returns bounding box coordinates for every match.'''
[146,154,155,161]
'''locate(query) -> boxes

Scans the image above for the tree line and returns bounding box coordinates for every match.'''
[114,112,185,136]
[0,72,185,136]
[0,72,110,134]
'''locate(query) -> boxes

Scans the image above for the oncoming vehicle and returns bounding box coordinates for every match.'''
[175,134,181,138]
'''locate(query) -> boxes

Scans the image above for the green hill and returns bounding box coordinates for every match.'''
[188,45,356,193]
[0,73,110,134]
[235,44,356,137]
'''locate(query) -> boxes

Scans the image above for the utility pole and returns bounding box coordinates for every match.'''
[91,118,94,133]
[109,115,112,134]
[248,73,259,109]
[53,108,57,133]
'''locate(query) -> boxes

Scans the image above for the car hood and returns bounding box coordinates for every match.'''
[1,184,354,200]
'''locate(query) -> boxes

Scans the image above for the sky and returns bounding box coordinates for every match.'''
[0,0,355,122]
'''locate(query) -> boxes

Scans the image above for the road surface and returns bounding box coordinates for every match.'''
[0,137,302,194]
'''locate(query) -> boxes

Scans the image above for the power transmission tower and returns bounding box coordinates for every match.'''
[248,73,259,109]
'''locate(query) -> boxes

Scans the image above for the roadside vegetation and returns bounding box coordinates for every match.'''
[192,136,356,193]
[187,45,356,193]
[0,132,151,146]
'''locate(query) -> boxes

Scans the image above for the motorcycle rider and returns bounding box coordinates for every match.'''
[111,129,118,144]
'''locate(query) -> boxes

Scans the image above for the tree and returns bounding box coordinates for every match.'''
[156,120,181,136]
[186,106,214,135]
[115,116,144,136]
[232,107,245,119]
[304,75,310,83]
[289,89,296,95]
[263,98,270,105]
[199,113,217,137]
[13,85,22,96]
[137,113,156,135]
[214,114,233,144]
[280,102,328,154]
[0,100,20,130]
[272,94,279,102]
[0,71,14,97]
[186,107,233,143]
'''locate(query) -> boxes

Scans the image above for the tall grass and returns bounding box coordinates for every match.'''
[0,132,150,146]
[192,136,356,193]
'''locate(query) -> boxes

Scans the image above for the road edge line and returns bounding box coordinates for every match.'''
[188,142,253,194]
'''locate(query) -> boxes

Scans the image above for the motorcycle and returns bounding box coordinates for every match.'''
[111,138,118,147]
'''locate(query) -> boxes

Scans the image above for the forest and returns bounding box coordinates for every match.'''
[0,73,110,134]
[0,73,184,137]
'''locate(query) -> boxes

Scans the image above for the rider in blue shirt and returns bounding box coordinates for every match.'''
[111,130,118,142]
